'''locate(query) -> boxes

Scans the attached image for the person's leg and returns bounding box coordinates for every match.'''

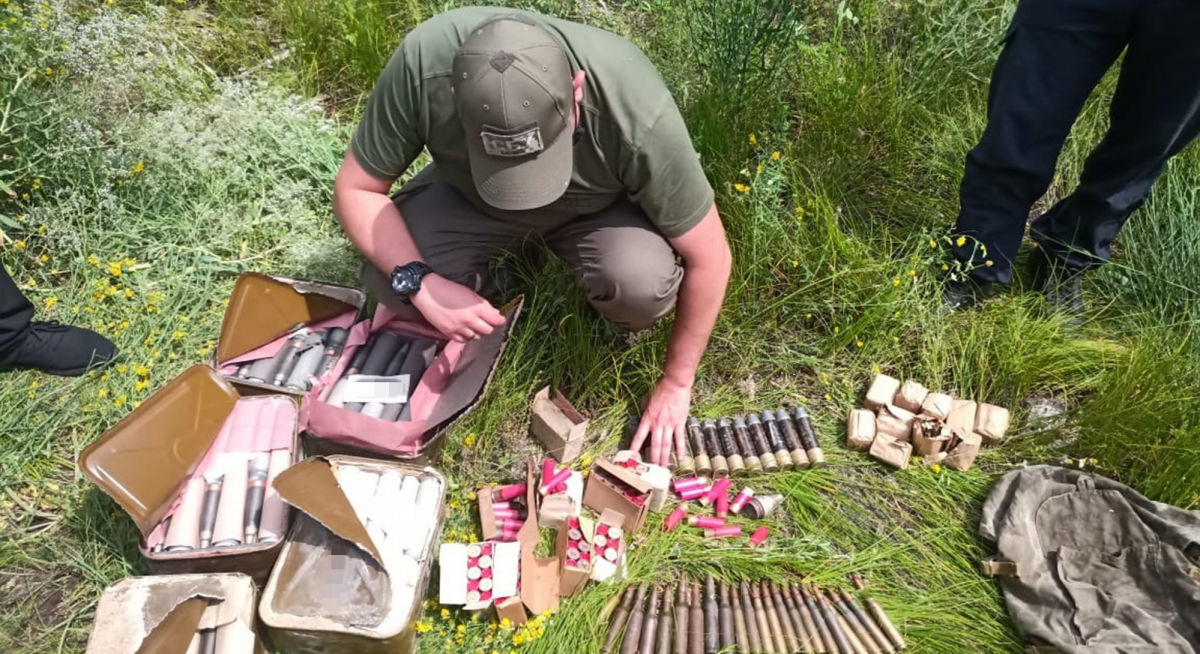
[0,263,118,375]
[0,263,35,355]
[360,178,533,314]
[952,0,1132,285]
[1031,0,1200,272]
[543,199,683,331]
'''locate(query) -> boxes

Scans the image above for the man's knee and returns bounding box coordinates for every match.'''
[582,251,682,331]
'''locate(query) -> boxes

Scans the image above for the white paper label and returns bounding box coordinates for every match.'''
[340,375,410,404]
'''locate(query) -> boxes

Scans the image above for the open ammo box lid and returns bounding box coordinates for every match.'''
[85,573,261,654]
[270,456,386,564]
[79,365,244,536]
[215,272,365,365]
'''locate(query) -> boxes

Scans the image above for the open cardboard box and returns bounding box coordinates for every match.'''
[85,573,263,654]
[259,455,445,654]
[493,459,561,625]
[79,366,300,582]
[302,297,524,462]
[582,458,653,535]
[556,514,595,597]
[530,386,588,463]
[213,272,368,395]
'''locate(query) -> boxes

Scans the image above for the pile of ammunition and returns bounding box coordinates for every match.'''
[323,330,441,421]
[677,408,824,477]
[602,574,906,654]
[563,516,593,569]
[487,483,529,541]
[849,374,1010,471]
[232,326,348,392]
[148,397,294,554]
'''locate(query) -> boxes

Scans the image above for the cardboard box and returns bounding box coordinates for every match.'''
[869,434,913,470]
[894,380,929,413]
[439,540,521,610]
[846,409,877,452]
[302,297,524,462]
[974,403,1010,444]
[213,272,367,395]
[864,374,901,410]
[259,456,445,653]
[875,404,916,442]
[944,431,983,471]
[86,573,263,654]
[588,508,628,583]
[530,386,588,462]
[557,515,595,597]
[538,469,583,530]
[583,458,653,535]
[79,366,299,582]
[920,392,953,420]
[912,417,952,457]
[945,399,978,435]
[612,450,671,511]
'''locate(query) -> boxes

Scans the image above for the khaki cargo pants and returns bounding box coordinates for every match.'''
[363,177,684,331]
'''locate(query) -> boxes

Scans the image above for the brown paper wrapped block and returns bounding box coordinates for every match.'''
[869,434,912,470]
[894,380,929,413]
[945,399,978,435]
[864,374,901,410]
[974,403,1011,444]
[920,392,953,420]
[846,409,877,452]
[944,431,982,471]
[912,417,952,457]
[875,404,915,442]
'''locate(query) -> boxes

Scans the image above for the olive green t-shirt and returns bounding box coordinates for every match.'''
[351,6,714,238]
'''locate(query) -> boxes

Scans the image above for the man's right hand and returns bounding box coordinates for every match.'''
[411,273,506,342]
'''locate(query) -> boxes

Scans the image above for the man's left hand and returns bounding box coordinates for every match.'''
[630,376,692,467]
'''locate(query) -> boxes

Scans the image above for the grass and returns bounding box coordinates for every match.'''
[2,0,1200,652]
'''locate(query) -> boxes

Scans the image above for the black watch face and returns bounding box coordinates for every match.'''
[391,263,428,297]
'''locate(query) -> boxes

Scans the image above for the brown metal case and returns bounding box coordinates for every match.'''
[258,455,446,653]
[213,272,367,395]
[78,365,300,582]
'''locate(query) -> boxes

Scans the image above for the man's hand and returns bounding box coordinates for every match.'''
[630,376,692,467]
[411,273,506,342]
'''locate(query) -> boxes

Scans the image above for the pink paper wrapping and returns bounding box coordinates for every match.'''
[163,478,205,550]
[216,310,360,372]
[301,312,462,457]
[212,456,249,546]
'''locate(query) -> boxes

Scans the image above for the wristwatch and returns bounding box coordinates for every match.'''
[390,261,433,300]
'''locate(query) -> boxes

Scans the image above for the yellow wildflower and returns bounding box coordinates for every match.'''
[748,133,757,145]
[733,183,750,193]
[87,254,100,266]
[824,394,832,401]
[908,269,916,276]
[44,67,53,76]
[463,433,477,448]
[931,464,943,473]
[855,340,864,348]
[955,236,967,247]
[14,240,25,251]
[416,621,432,633]
[107,262,122,276]
[44,296,58,308]
[124,288,134,299]
[135,379,150,392]
[941,263,949,271]
[892,279,900,287]
[441,608,450,620]
[133,364,150,376]
[929,240,938,248]
[132,162,144,174]
[771,150,781,161]
[791,260,798,268]
[985,260,994,267]
[38,254,48,263]
[116,364,127,373]
[171,330,186,340]
[113,396,127,407]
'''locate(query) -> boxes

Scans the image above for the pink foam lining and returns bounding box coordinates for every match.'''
[301,310,462,456]
[143,395,297,551]
[216,310,360,373]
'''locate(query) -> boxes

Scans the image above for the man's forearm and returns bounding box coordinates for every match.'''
[662,253,730,388]
[332,185,425,275]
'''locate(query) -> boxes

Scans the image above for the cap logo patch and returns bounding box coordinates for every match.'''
[490,51,515,73]
[480,122,544,157]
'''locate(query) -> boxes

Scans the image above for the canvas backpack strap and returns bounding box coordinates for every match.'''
[979,557,1021,577]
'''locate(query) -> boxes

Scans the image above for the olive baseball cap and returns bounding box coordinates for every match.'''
[452,16,574,211]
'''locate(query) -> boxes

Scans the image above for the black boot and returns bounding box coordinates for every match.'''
[942,276,994,312]
[1028,247,1085,324]
[0,321,119,376]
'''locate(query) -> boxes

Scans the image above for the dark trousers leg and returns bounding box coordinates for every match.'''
[0,263,35,354]
[1032,0,1200,271]
[953,0,1132,283]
